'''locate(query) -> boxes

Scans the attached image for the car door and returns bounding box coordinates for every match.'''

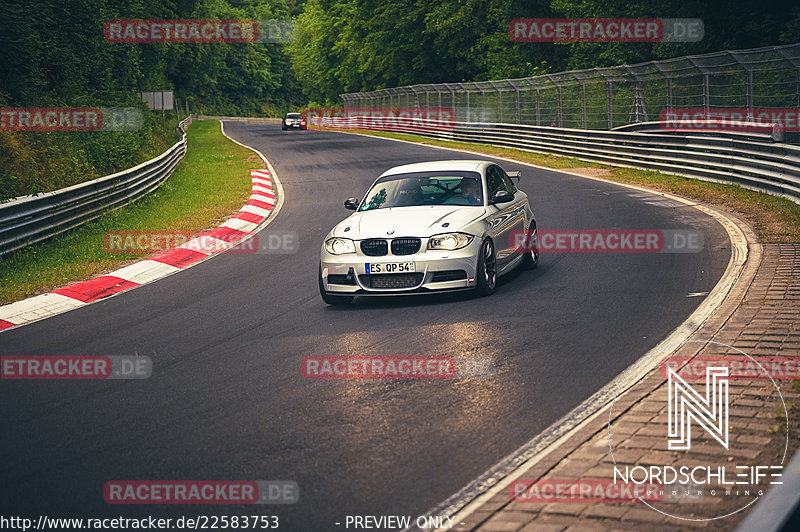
[485,165,525,268]
[498,167,529,254]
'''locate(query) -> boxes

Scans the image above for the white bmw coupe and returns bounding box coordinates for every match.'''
[319,160,538,305]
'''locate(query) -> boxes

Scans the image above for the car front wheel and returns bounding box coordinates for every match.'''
[475,239,497,296]
[521,220,539,270]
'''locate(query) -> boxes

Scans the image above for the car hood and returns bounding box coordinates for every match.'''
[332,206,485,239]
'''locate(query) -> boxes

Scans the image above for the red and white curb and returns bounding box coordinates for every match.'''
[0,166,278,333]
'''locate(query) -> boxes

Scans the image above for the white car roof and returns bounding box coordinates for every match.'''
[379,160,490,177]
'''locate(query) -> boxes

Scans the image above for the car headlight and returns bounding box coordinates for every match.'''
[325,238,356,255]
[427,232,474,250]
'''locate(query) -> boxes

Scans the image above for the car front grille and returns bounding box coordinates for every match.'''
[390,238,421,255]
[358,273,424,289]
[361,239,388,256]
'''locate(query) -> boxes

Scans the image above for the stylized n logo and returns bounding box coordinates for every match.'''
[667,366,729,450]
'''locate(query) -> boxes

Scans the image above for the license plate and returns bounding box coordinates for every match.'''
[367,262,415,274]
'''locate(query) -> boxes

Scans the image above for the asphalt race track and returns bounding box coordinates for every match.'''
[0,123,730,529]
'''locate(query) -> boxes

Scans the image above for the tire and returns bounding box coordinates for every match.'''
[475,238,497,296]
[319,265,354,305]
[521,220,539,270]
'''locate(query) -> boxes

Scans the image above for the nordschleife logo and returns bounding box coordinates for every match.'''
[607,340,788,521]
[667,365,729,450]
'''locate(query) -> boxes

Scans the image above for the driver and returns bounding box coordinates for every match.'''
[460,177,482,205]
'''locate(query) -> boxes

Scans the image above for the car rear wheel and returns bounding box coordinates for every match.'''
[522,220,539,270]
[475,239,497,296]
[319,265,354,305]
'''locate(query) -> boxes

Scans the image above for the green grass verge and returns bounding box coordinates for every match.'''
[326,128,800,243]
[0,119,261,305]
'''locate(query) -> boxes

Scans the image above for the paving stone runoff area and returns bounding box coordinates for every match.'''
[456,241,800,531]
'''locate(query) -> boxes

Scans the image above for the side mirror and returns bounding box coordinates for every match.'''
[507,171,521,180]
[344,198,360,210]
[492,190,515,204]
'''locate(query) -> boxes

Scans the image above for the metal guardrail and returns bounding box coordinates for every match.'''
[328,116,800,203]
[0,115,195,257]
[611,120,786,141]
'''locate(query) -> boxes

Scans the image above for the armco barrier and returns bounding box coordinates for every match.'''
[0,115,195,257]
[327,115,800,203]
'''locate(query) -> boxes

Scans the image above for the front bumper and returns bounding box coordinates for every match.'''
[320,239,480,295]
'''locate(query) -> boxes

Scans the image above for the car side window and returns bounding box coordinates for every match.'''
[486,166,509,199]
[499,168,517,194]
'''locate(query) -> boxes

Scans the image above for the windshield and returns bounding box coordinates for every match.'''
[359,171,483,211]
[286,113,302,118]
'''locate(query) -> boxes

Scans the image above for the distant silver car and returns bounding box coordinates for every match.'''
[319,160,538,305]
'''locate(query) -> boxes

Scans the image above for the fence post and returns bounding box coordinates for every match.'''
[686,55,710,114]
[730,51,754,117]
[545,75,563,127]
[573,72,587,129]
[776,46,800,107]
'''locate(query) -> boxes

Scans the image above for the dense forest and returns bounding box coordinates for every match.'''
[289,0,800,103]
[2,0,800,198]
